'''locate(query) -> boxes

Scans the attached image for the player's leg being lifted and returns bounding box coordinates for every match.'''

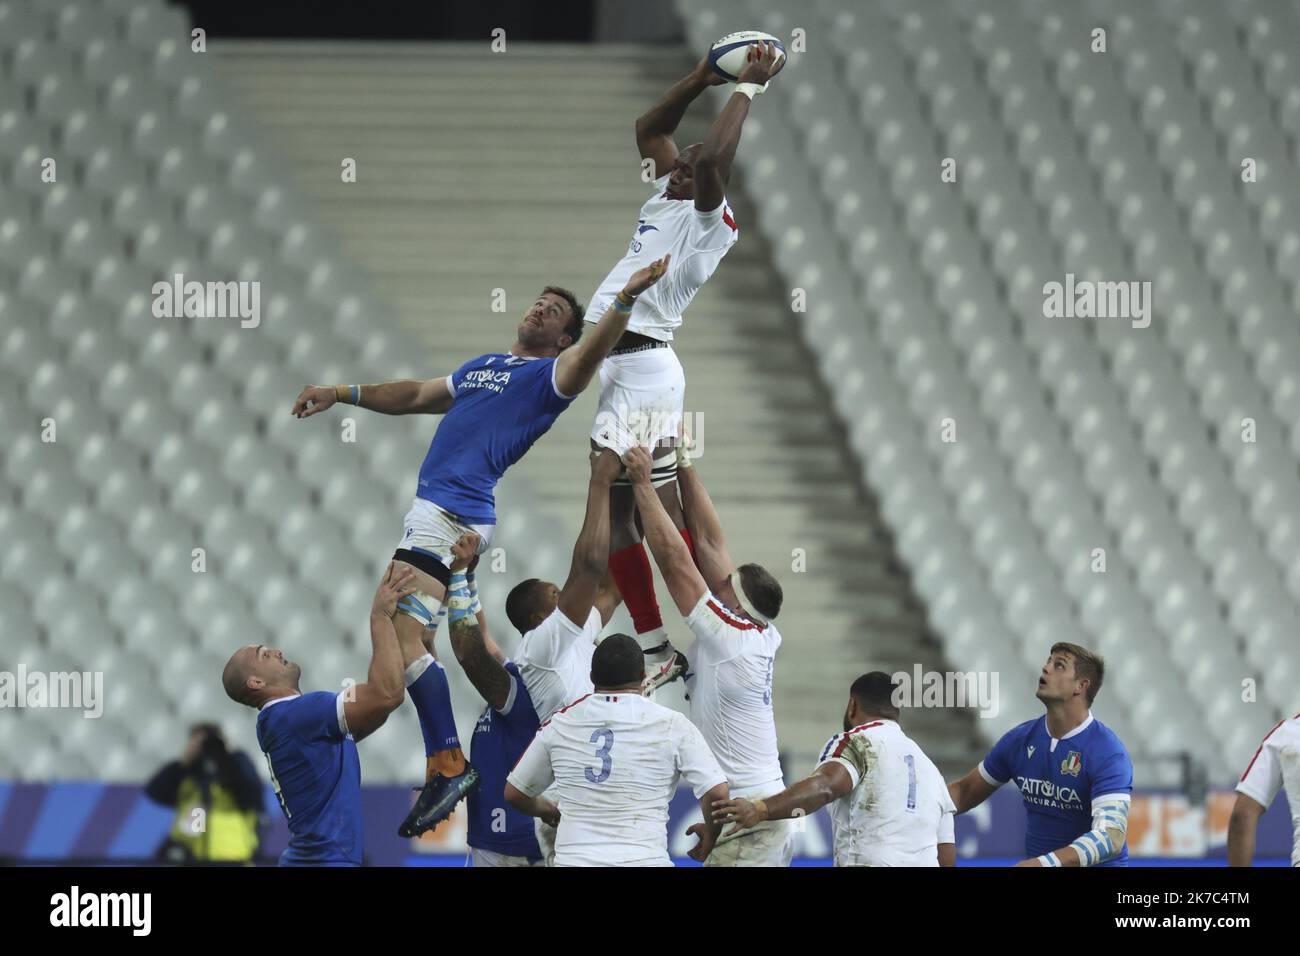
[390,525,487,838]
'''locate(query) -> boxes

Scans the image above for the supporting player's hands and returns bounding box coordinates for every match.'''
[292,384,337,419]
[450,533,482,572]
[686,821,719,862]
[622,252,672,298]
[372,562,418,619]
[692,54,730,87]
[621,446,654,487]
[737,41,784,87]
[711,797,766,835]
[590,447,623,486]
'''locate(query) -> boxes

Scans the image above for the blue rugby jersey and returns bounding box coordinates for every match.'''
[466,661,544,860]
[256,691,363,866]
[979,712,1132,866]
[416,354,574,524]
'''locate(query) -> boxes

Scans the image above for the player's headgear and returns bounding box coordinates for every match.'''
[735,563,782,622]
[849,671,901,720]
[590,633,645,689]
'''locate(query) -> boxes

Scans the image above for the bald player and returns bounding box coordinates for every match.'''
[220,564,416,866]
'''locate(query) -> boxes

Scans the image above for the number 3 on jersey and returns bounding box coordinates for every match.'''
[585,728,615,783]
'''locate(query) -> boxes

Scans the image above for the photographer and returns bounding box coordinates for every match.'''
[144,723,265,864]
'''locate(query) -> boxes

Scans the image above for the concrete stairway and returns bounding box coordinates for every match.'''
[214,41,981,772]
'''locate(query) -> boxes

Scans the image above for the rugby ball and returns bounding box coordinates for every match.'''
[707,30,787,83]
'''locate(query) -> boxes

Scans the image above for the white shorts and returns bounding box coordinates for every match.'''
[396,497,494,567]
[469,847,544,868]
[392,498,494,625]
[591,345,684,457]
[705,784,794,867]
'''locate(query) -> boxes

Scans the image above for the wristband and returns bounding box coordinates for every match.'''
[447,571,476,625]
[614,290,636,312]
[735,82,764,100]
[335,384,360,405]
[1037,852,1062,868]
[752,798,768,821]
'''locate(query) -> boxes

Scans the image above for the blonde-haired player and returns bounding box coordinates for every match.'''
[714,672,957,867]
[1229,711,1300,866]
[504,634,730,866]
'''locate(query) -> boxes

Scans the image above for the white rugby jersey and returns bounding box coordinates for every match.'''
[1236,712,1300,866]
[585,173,739,341]
[507,692,727,866]
[816,719,956,867]
[515,607,603,723]
[683,591,784,795]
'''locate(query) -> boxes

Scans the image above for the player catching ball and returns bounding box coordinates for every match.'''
[587,42,784,687]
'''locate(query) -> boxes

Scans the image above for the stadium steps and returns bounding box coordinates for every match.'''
[215,40,983,772]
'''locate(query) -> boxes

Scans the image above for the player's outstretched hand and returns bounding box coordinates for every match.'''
[450,533,481,572]
[590,447,623,485]
[623,252,671,298]
[737,41,784,87]
[621,446,654,486]
[692,54,729,87]
[292,384,337,419]
[373,562,418,619]
[686,822,718,862]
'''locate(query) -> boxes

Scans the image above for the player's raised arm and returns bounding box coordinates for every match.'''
[624,446,708,616]
[553,255,670,397]
[676,442,736,593]
[443,537,513,712]
[291,377,455,419]
[344,564,417,742]
[555,450,623,625]
[634,56,726,177]
[713,762,854,834]
[693,41,783,214]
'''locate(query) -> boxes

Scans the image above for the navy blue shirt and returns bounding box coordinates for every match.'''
[466,661,544,859]
[416,354,574,524]
[981,713,1133,866]
[256,691,363,866]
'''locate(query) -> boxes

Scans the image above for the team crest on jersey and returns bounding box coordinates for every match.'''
[1060,751,1082,777]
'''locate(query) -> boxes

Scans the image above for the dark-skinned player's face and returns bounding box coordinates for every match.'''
[664,146,700,201]
[516,292,573,351]
[1036,652,1082,704]
[532,581,561,627]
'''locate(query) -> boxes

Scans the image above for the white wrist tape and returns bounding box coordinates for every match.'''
[735,82,765,100]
